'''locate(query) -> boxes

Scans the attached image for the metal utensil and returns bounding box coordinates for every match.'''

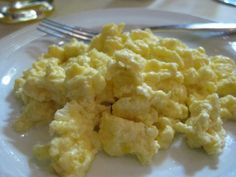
[0,0,54,24]
[149,23,236,33]
[214,0,236,7]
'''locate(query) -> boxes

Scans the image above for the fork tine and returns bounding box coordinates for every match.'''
[43,19,98,35]
[42,19,96,38]
[37,26,70,42]
[39,23,93,41]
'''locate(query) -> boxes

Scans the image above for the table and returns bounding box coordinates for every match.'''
[0,0,236,39]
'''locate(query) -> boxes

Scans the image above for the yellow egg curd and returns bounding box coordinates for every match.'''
[13,24,236,177]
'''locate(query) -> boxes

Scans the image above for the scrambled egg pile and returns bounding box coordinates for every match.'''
[14,24,236,177]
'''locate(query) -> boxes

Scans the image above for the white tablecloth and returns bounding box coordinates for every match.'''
[0,0,236,39]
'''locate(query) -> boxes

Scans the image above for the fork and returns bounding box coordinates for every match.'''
[37,19,236,42]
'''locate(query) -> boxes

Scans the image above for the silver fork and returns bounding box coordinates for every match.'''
[37,19,97,41]
[37,19,236,42]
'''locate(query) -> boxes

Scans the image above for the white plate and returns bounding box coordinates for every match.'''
[0,8,236,177]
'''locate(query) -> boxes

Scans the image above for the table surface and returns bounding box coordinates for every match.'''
[0,0,236,39]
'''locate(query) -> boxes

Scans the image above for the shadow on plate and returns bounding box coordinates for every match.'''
[106,0,154,8]
[224,120,236,136]
[169,136,219,176]
[88,153,153,177]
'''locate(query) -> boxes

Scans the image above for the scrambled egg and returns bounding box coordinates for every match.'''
[14,23,236,177]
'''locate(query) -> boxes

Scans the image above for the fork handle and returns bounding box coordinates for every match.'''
[148,23,236,32]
